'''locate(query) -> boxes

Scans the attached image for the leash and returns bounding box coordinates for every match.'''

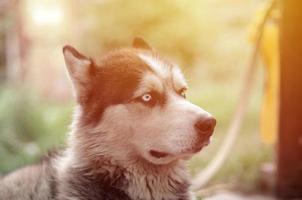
[192,0,277,191]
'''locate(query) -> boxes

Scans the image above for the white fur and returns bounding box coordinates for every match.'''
[134,72,164,97]
[57,49,210,200]
[90,57,212,166]
[139,53,171,78]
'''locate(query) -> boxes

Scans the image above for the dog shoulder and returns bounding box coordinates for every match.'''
[0,150,60,200]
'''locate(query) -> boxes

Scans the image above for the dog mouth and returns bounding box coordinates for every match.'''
[149,140,210,159]
[149,150,169,158]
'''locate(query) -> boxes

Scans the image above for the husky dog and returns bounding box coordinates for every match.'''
[0,38,216,200]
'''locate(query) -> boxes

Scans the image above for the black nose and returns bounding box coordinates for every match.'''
[195,116,216,135]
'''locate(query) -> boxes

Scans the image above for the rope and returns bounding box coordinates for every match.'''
[192,0,277,191]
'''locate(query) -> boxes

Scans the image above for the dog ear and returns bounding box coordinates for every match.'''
[132,37,152,50]
[63,45,92,101]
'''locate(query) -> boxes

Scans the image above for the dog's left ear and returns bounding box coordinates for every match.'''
[63,45,93,101]
[132,37,152,50]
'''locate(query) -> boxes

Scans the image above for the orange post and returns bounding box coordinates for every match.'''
[277,0,302,198]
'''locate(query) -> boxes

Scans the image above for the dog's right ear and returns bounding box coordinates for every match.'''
[132,37,152,50]
[63,45,92,101]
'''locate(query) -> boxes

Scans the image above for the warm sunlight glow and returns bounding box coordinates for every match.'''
[31,5,63,26]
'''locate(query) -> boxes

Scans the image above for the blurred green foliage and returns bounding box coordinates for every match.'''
[0,0,273,194]
[78,0,207,67]
[0,14,8,80]
[0,86,72,173]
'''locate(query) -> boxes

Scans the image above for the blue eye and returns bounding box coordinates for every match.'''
[135,92,158,106]
[141,93,152,102]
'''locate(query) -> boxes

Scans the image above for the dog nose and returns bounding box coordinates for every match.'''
[195,116,216,135]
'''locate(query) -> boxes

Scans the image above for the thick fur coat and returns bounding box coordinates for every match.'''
[0,38,216,200]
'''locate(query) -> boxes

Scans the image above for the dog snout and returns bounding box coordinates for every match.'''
[194,116,216,136]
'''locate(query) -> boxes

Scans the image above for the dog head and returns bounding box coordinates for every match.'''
[63,38,216,166]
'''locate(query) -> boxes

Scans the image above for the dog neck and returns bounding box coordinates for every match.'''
[121,159,193,200]
[57,145,194,200]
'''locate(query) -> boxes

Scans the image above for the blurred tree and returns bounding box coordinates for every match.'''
[74,0,208,67]
[0,25,5,81]
[0,4,8,81]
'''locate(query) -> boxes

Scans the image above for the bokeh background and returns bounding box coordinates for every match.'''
[0,0,275,195]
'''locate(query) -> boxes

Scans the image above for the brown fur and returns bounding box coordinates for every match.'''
[0,38,216,200]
